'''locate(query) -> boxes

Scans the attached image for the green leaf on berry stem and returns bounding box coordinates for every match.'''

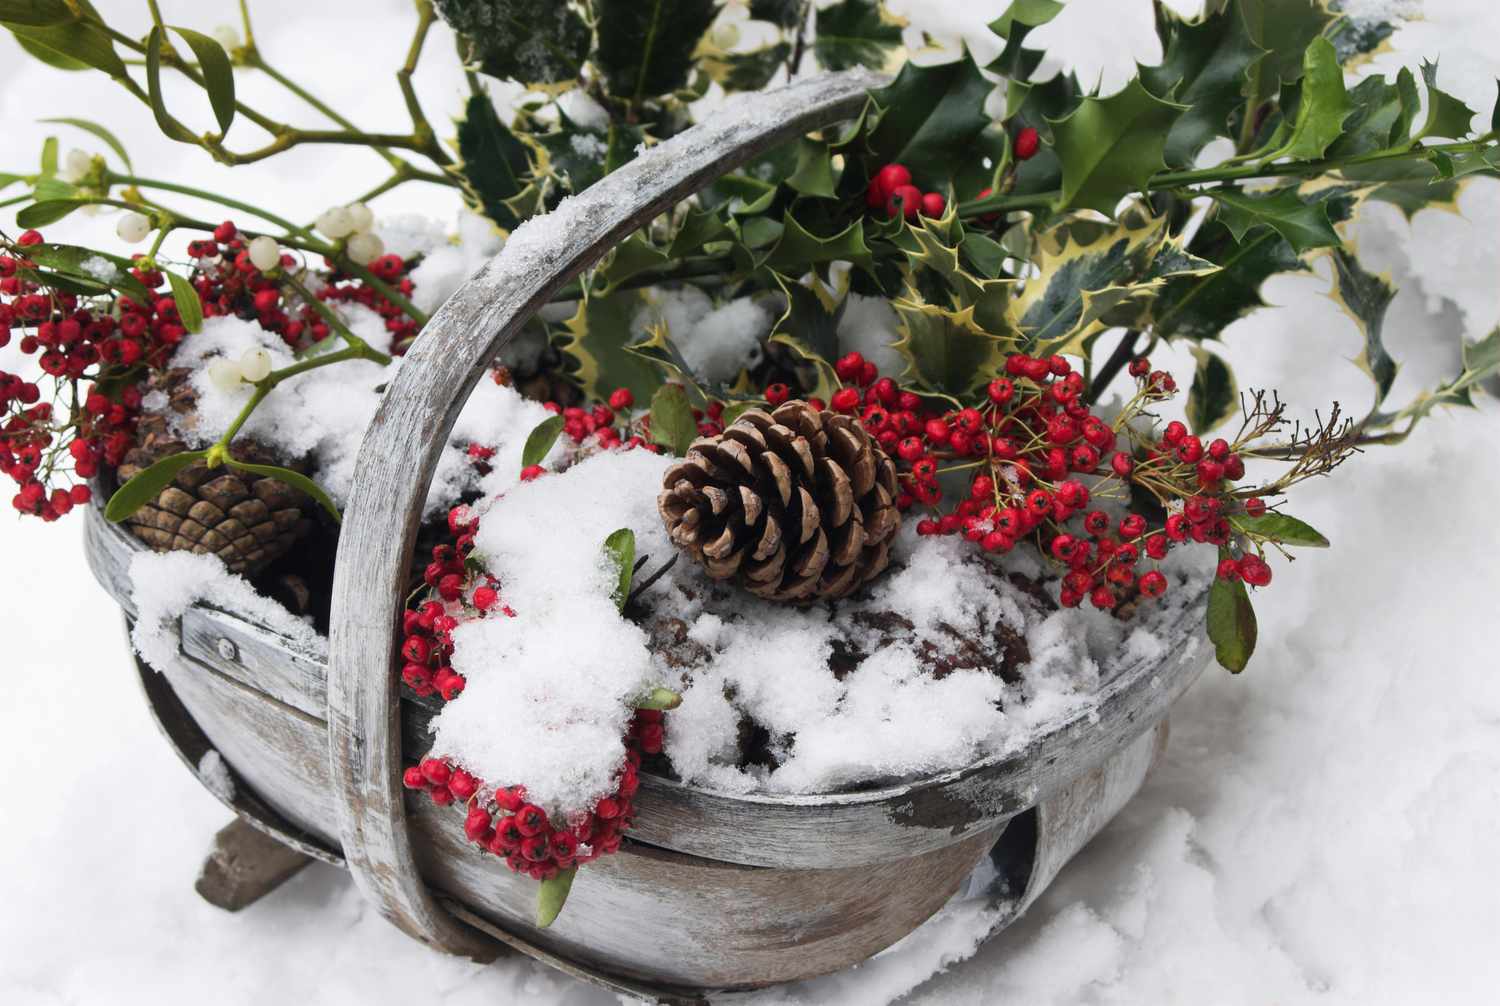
[0,1,74,26]
[535,865,578,928]
[1207,557,1257,673]
[166,271,204,334]
[520,414,565,470]
[18,243,151,303]
[104,450,209,522]
[168,26,236,135]
[14,198,88,228]
[649,383,698,457]
[7,15,125,77]
[1231,512,1329,548]
[1047,77,1186,216]
[222,459,342,524]
[602,529,636,613]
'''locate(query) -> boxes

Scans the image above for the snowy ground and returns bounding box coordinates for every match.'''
[4,1,1500,1003]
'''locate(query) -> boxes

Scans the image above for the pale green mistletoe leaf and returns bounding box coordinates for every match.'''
[535,866,577,927]
[105,450,209,522]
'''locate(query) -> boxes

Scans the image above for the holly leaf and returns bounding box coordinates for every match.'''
[1237,0,1334,104]
[813,0,904,72]
[668,206,732,259]
[521,414,565,469]
[558,288,663,403]
[891,298,1009,399]
[1415,59,1476,140]
[866,51,995,189]
[1048,78,1186,215]
[1231,512,1329,548]
[1266,37,1352,162]
[767,273,844,400]
[1328,247,1397,408]
[535,866,577,928]
[598,230,669,294]
[1366,177,1463,220]
[455,93,531,230]
[1207,557,1257,673]
[224,459,342,524]
[1325,73,1410,158]
[104,450,209,522]
[1151,222,1305,342]
[166,271,204,334]
[987,0,1063,81]
[594,0,716,102]
[1186,346,1237,434]
[441,0,591,87]
[787,138,837,199]
[1326,11,1396,69]
[530,112,613,195]
[1209,186,1339,253]
[763,213,873,276]
[602,529,636,611]
[649,383,697,456]
[699,41,790,92]
[1141,3,1263,168]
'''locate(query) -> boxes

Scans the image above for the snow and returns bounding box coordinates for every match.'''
[197,750,236,803]
[5,0,1500,1003]
[632,287,777,384]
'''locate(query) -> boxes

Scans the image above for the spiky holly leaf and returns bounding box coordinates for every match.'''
[1048,78,1186,216]
[595,0,717,102]
[530,113,613,195]
[1209,186,1339,253]
[1207,552,1257,673]
[897,213,1015,335]
[1266,37,1352,161]
[814,0,904,72]
[1186,346,1238,434]
[787,138,838,199]
[668,206,733,258]
[750,0,805,29]
[1238,0,1334,104]
[699,42,790,93]
[625,321,713,404]
[1151,222,1305,342]
[767,273,844,401]
[1324,72,1413,158]
[437,0,590,86]
[1141,2,1263,167]
[1415,59,1477,140]
[598,230,670,294]
[558,288,663,403]
[892,298,1011,399]
[866,52,995,189]
[1365,177,1463,220]
[987,0,1062,80]
[1328,247,1397,409]
[764,213,873,276]
[1379,327,1500,431]
[455,94,531,230]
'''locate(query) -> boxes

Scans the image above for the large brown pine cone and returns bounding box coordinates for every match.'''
[115,369,316,576]
[658,400,901,603]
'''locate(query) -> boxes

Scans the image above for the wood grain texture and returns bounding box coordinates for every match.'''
[195,817,314,911]
[324,67,887,954]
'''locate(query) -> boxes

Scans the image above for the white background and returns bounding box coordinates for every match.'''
[3,1,1499,1003]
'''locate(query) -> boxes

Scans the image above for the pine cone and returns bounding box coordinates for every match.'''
[658,400,901,603]
[115,369,316,576]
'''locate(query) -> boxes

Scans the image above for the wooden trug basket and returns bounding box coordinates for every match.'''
[82,68,1213,1004]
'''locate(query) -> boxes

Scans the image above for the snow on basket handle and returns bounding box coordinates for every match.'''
[324,68,889,956]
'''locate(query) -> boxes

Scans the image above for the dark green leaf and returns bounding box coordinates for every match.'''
[1209,186,1339,253]
[520,414,565,469]
[1325,74,1410,158]
[764,214,872,275]
[1366,177,1462,220]
[1048,77,1185,215]
[1416,59,1476,140]
[1186,346,1237,434]
[455,93,531,229]
[11,26,86,68]
[169,26,236,134]
[1492,79,1500,134]
[9,17,124,76]
[535,866,577,928]
[767,274,844,400]
[960,231,1006,279]
[1269,37,1352,161]
[987,0,1062,81]
[602,528,636,611]
[20,243,150,302]
[166,271,204,334]
[1152,223,1304,342]
[598,231,669,293]
[1328,247,1397,407]
[595,0,716,102]
[787,138,837,199]
[15,198,89,227]
[668,206,732,259]
[1207,556,1257,673]
[867,53,994,189]
[559,289,664,402]
[813,0,903,72]
[1141,4,1263,168]
[1237,0,1334,104]
[700,42,790,92]
[40,116,132,170]
[441,0,591,86]
[0,0,72,26]
[649,383,697,456]
[223,459,342,524]
[105,450,208,522]
[1231,512,1329,547]
[145,25,197,144]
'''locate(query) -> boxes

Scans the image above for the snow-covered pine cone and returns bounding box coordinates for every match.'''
[115,369,316,576]
[658,400,901,603]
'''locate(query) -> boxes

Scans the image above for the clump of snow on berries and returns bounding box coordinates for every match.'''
[837,292,906,378]
[633,287,775,384]
[127,550,326,673]
[428,447,676,818]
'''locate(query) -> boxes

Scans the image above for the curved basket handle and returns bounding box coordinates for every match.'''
[326,68,888,954]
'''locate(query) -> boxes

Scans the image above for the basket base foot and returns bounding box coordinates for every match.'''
[196,817,314,912]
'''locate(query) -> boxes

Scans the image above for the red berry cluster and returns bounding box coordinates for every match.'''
[402,711,658,881]
[787,348,1269,611]
[318,253,419,350]
[865,164,945,221]
[2,229,159,519]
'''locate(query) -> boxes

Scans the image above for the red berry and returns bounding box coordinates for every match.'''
[886,184,923,220]
[1110,451,1134,477]
[473,585,497,611]
[419,757,451,786]
[1014,127,1040,161]
[520,464,546,481]
[764,382,790,407]
[1162,421,1187,445]
[17,229,43,246]
[464,806,493,841]
[515,804,548,836]
[608,387,634,410]
[1245,497,1267,517]
[1139,571,1168,598]
[1128,357,1151,378]
[830,387,860,413]
[873,164,911,199]
[920,192,946,218]
[213,221,238,242]
[402,766,427,789]
[1217,558,1238,580]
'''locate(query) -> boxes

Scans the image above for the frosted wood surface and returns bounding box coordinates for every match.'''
[325,67,886,953]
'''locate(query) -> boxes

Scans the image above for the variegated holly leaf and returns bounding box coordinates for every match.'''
[1141,1,1263,167]
[1186,346,1238,434]
[439,0,590,87]
[891,297,1011,399]
[768,273,844,401]
[699,42,790,93]
[1048,77,1186,215]
[1326,10,1397,69]
[896,212,1016,336]
[1210,186,1340,253]
[595,0,717,102]
[1327,247,1397,410]
[625,321,710,403]
[1150,220,1304,342]
[866,51,994,189]
[455,93,532,229]
[814,0,905,72]
[558,288,664,402]
[750,0,805,29]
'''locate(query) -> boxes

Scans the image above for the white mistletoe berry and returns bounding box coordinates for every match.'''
[316,206,356,240]
[62,149,93,182]
[238,347,272,383]
[115,212,152,244]
[207,358,245,393]
[346,203,374,234]
[247,235,281,272]
[345,230,384,265]
[212,24,240,51]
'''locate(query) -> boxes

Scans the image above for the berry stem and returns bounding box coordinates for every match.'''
[104,170,310,237]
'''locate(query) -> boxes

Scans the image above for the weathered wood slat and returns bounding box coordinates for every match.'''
[195,817,314,911]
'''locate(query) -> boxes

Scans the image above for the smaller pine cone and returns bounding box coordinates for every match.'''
[658,400,901,603]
